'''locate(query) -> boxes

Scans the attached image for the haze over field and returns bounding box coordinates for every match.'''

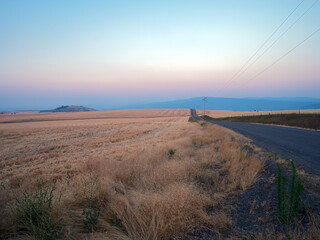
[1,0,320,111]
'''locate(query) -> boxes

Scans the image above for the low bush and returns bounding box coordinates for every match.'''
[82,197,100,232]
[168,149,176,159]
[188,117,197,122]
[14,183,65,239]
[111,213,122,228]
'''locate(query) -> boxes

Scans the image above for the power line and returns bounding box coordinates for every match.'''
[237,26,320,92]
[202,97,207,115]
[214,0,306,96]
[234,0,319,81]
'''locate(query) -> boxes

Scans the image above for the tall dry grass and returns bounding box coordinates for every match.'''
[229,213,320,240]
[0,116,263,239]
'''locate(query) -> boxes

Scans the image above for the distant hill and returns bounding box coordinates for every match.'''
[40,105,96,113]
[248,97,320,103]
[302,103,320,109]
[123,97,320,111]
[0,111,40,115]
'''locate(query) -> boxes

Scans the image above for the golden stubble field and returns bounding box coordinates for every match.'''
[0,109,190,123]
[0,109,264,239]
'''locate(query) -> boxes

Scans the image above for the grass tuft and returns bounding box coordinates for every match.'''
[82,197,100,232]
[167,149,176,159]
[188,116,198,122]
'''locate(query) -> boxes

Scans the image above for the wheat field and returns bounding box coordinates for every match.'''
[0,109,190,123]
[0,110,263,239]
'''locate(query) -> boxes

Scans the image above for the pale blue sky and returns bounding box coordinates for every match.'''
[0,0,319,110]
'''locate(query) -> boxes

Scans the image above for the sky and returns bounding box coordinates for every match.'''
[0,0,320,110]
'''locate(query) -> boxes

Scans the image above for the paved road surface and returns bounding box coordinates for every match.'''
[190,109,320,176]
[190,109,203,121]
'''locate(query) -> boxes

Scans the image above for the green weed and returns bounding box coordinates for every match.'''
[168,149,176,159]
[82,198,100,232]
[277,161,304,223]
[188,117,197,123]
[111,213,122,228]
[14,183,65,239]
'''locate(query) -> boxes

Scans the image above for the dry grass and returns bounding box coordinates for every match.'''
[204,109,320,119]
[228,213,320,240]
[0,114,263,239]
[0,108,190,123]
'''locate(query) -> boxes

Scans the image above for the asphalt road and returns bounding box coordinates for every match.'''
[190,109,203,121]
[190,109,320,176]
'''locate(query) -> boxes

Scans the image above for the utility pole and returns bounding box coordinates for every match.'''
[202,97,207,116]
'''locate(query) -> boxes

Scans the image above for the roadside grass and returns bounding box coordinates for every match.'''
[224,153,320,240]
[0,117,264,239]
[263,155,320,239]
[231,213,320,240]
[188,116,198,122]
[239,212,320,240]
[202,113,320,130]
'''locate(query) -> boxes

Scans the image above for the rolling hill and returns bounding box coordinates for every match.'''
[123,97,320,111]
[40,105,96,113]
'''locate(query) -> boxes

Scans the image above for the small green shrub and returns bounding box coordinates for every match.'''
[66,171,71,180]
[153,183,164,192]
[188,117,197,123]
[14,184,65,239]
[82,197,100,232]
[277,161,304,223]
[111,213,122,228]
[168,149,176,159]
[200,115,214,121]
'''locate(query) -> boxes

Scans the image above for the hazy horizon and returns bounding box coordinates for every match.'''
[1,96,320,112]
[1,0,320,111]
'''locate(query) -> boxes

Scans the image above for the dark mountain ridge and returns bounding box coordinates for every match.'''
[40,105,96,113]
[122,97,320,111]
